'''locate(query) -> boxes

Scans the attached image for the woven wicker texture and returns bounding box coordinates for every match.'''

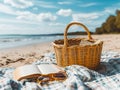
[53,22,103,70]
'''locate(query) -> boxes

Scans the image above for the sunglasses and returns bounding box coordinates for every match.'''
[37,73,67,85]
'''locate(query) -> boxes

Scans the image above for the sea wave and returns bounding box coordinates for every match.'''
[0,35,64,49]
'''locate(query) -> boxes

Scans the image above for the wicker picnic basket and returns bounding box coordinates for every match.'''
[52,22,103,70]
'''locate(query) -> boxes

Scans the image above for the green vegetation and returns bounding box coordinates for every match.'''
[95,10,120,34]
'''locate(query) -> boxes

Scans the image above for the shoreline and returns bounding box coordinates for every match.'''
[0,41,52,51]
[0,34,120,68]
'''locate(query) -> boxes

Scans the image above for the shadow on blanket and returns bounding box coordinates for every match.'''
[97,58,120,76]
[85,58,120,90]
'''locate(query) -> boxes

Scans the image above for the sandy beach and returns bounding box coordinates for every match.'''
[0,34,120,68]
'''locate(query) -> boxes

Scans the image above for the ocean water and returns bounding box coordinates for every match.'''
[0,35,72,49]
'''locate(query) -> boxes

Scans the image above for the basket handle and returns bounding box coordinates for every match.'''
[64,22,93,46]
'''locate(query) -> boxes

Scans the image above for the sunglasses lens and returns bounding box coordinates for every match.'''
[53,73,66,80]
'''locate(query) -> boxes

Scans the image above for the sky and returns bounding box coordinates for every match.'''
[0,0,120,34]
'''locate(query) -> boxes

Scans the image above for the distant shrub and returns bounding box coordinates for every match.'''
[95,10,120,34]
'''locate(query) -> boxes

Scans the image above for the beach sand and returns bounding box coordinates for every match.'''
[0,34,120,68]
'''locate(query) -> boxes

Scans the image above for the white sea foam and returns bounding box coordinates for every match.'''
[0,35,65,49]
